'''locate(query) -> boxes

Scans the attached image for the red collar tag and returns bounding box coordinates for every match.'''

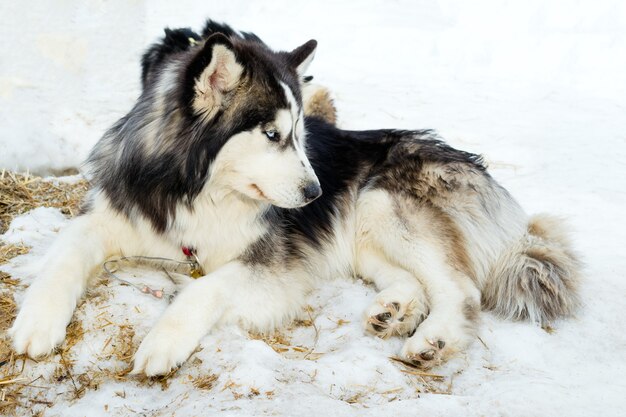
[182,246,194,257]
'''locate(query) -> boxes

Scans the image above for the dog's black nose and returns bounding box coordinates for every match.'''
[303,183,322,202]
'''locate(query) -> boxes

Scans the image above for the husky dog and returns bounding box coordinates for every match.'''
[10,22,580,376]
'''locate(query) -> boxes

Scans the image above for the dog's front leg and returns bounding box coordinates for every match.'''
[10,210,117,357]
[132,261,307,376]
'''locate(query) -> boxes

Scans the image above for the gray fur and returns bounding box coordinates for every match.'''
[482,214,582,324]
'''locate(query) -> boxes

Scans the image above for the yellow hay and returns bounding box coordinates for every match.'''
[0,170,88,234]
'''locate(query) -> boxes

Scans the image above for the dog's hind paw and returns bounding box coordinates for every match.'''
[364,287,428,339]
[400,314,472,369]
[401,336,448,369]
[365,301,422,339]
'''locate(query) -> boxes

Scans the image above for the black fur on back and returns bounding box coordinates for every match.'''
[275,119,398,250]
[250,118,487,263]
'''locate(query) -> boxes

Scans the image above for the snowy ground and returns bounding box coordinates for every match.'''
[1,1,626,416]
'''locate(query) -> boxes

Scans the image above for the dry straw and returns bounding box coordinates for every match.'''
[0,171,87,415]
[0,170,88,234]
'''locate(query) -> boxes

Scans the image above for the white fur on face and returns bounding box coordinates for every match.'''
[279,82,317,196]
[280,81,310,162]
[211,106,319,209]
[207,81,320,208]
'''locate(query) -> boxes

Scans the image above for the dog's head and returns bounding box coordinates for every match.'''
[174,33,321,208]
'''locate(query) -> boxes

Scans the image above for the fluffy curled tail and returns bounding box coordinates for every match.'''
[482,214,582,324]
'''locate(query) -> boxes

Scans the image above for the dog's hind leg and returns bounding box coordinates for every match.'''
[10,204,122,357]
[132,260,310,376]
[384,236,479,368]
[398,259,479,369]
[357,189,480,369]
[357,249,429,339]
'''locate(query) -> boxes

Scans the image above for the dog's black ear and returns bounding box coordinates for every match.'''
[184,33,243,120]
[287,39,317,76]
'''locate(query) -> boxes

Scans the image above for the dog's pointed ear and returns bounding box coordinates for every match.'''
[186,33,244,120]
[287,39,317,76]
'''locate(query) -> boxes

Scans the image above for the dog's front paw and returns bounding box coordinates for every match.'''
[9,288,73,357]
[131,324,198,377]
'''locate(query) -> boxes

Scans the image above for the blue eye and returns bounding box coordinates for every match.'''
[264,129,279,141]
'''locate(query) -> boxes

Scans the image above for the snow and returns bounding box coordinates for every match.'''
[1,0,626,416]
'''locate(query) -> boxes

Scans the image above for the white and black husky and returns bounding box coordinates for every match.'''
[10,22,580,376]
